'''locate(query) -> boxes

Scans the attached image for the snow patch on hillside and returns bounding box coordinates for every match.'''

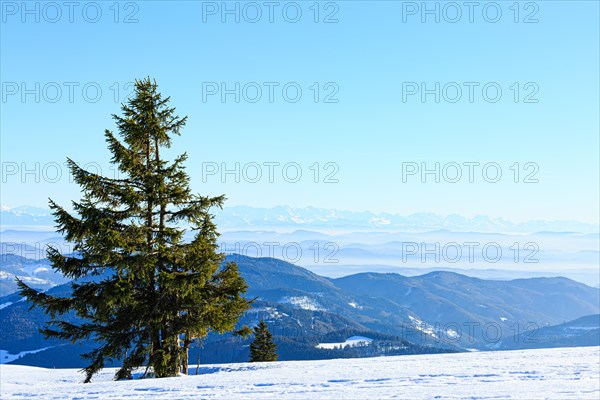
[0,347,54,364]
[316,336,373,349]
[246,307,287,320]
[279,296,322,311]
[408,315,437,338]
[445,329,459,339]
[348,302,362,309]
[567,326,597,331]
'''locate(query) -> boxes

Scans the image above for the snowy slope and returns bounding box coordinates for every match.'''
[1,347,598,399]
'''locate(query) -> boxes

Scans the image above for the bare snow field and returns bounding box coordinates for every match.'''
[1,347,598,399]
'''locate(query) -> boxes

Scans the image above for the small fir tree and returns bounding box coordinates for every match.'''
[249,320,278,362]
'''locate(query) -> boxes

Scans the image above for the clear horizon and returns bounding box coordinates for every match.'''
[1,202,599,229]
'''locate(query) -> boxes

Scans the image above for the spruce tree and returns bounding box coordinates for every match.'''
[17,78,251,382]
[249,320,278,362]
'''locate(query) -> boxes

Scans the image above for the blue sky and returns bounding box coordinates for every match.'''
[1,1,598,223]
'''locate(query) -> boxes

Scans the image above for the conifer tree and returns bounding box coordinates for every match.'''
[249,320,278,362]
[17,78,251,382]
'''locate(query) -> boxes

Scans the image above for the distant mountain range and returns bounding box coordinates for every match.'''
[2,227,599,288]
[4,204,598,286]
[2,204,599,233]
[1,255,598,367]
[497,314,600,350]
[0,255,70,296]
[1,206,57,227]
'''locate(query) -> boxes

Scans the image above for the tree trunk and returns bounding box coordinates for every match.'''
[182,330,191,375]
[172,334,180,376]
[182,343,189,375]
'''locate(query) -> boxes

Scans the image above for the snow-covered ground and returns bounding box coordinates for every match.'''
[1,347,598,399]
